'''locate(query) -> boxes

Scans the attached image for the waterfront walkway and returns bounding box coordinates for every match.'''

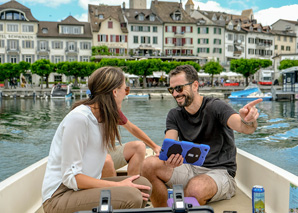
[0,85,280,99]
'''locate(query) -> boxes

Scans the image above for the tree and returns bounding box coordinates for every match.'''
[92,45,111,56]
[230,58,272,86]
[278,59,298,70]
[202,61,223,86]
[31,59,54,89]
[0,63,21,89]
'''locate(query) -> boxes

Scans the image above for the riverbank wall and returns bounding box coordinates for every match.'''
[0,86,279,100]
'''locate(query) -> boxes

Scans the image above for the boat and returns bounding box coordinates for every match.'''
[228,84,272,101]
[1,148,298,213]
[50,84,73,100]
[126,94,149,100]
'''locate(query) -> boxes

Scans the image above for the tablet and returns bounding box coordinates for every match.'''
[159,139,210,166]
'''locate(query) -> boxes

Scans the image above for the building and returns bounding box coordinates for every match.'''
[271,30,296,55]
[0,0,39,64]
[123,7,163,56]
[129,0,147,9]
[88,4,128,55]
[151,0,196,56]
[271,19,298,53]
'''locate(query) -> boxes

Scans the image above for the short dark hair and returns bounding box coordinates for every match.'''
[169,65,198,83]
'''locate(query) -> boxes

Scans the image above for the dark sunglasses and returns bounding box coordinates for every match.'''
[125,86,130,95]
[167,82,193,94]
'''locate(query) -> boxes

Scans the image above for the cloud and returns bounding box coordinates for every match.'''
[255,5,298,26]
[194,1,241,15]
[17,0,72,8]
[74,13,88,22]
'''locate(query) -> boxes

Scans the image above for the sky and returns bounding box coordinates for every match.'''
[1,0,298,26]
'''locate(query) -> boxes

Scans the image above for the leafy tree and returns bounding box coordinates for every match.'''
[202,61,223,86]
[92,45,111,56]
[230,58,272,86]
[0,63,22,89]
[278,59,298,70]
[31,59,54,89]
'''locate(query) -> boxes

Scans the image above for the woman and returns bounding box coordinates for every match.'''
[42,67,152,213]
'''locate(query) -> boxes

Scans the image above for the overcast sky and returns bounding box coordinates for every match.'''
[1,0,298,26]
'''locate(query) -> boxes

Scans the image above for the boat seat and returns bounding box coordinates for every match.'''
[208,187,251,213]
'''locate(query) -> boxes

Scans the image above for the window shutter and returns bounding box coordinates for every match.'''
[214,39,216,44]
[182,38,185,45]
[214,28,216,34]
[125,35,127,42]
[191,50,193,54]
[206,28,209,34]
[207,39,209,44]
[182,26,185,32]
[106,35,108,42]
[131,26,133,31]
[166,38,168,44]
[207,48,209,53]
[173,26,176,33]
[165,26,168,32]
[191,38,193,44]
[219,40,221,45]
[198,39,200,44]
[219,28,221,34]
[198,27,200,34]
[116,35,119,42]
[220,48,222,54]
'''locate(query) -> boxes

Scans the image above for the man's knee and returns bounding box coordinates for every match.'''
[141,156,160,177]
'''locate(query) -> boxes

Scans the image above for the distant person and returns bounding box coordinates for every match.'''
[142,65,262,207]
[273,79,279,85]
[56,82,61,89]
[42,67,152,213]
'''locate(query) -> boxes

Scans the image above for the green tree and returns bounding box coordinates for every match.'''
[31,59,54,89]
[92,45,111,56]
[278,59,298,70]
[230,58,272,86]
[0,63,21,89]
[202,61,223,86]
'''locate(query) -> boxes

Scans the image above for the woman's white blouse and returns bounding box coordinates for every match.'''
[42,105,107,203]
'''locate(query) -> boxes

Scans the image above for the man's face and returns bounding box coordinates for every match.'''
[169,73,194,107]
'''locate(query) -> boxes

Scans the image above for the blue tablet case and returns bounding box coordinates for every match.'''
[159,139,210,166]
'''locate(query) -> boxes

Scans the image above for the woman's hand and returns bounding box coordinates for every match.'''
[119,175,151,201]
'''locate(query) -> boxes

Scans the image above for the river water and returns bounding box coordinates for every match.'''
[0,97,298,182]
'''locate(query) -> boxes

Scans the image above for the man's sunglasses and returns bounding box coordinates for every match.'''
[125,86,130,95]
[167,82,193,94]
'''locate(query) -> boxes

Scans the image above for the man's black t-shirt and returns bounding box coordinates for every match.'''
[166,97,237,176]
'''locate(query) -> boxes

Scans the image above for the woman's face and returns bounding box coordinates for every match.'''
[114,79,127,109]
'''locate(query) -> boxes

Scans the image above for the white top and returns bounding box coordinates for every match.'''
[42,104,107,203]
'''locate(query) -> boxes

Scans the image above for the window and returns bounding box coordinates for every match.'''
[138,14,144,21]
[171,11,182,21]
[61,26,82,34]
[228,34,233,41]
[23,41,33,49]
[0,40,4,48]
[281,45,284,50]
[99,34,107,42]
[81,56,89,62]
[108,21,113,29]
[25,55,32,63]
[54,75,62,82]
[213,27,221,35]
[42,28,48,34]
[141,36,145,44]
[110,35,116,42]
[53,41,63,49]
[0,24,3,31]
[286,46,291,51]
[22,25,34,32]
[68,56,76,62]
[54,56,62,63]
[213,48,222,54]
[10,55,17,63]
[248,49,254,54]
[186,26,191,33]
[228,45,233,52]
[248,38,254,44]
[119,35,126,43]
[202,39,209,44]
[133,36,138,44]
[10,40,18,50]
[153,26,157,32]
[99,14,104,19]
[167,26,172,32]
[149,15,155,21]
[275,45,278,50]
[81,42,91,50]
[277,36,280,41]
[290,37,293,42]
[40,41,47,50]
[7,24,18,32]
[68,42,75,51]
[197,48,209,53]
[73,27,80,34]
[284,37,287,42]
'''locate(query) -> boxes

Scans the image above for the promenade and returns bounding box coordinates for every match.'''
[0,85,279,99]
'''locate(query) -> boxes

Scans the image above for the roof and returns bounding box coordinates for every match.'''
[185,0,194,6]
[0,0,38,22]
[123,9,162,25]
[37,16,92,39]
[151,1,196,24]
[88,4,128,33]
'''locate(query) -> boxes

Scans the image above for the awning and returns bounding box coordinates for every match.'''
[220,72,242,77]
[146,71,168,78]
[125,73,139,78]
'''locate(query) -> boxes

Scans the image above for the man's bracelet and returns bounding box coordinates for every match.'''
[241,118,254,126]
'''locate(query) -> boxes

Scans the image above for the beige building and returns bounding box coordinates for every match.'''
[88,4,128,55]
[151,0,196,56]
[271,30,296,55]
[129,0,147,9]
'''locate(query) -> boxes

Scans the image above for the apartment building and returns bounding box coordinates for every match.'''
[271,30,296,55]
[272,19,298,53]
[0,0,38,63]
[123,7,163,56]
[151,0,196,56]
[88,4,128,55]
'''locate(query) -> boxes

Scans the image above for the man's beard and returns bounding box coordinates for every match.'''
[175,92,194,107]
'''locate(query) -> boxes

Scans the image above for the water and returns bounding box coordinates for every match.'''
[0,97,298,182]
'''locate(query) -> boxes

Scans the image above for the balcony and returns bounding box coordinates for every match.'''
[233,51,242,57]
[174,31,185,37]
[65,47,78,55]
[6,46,20,54]
[37,48,50,55]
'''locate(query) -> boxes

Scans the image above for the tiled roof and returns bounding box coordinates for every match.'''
[0,0,38,21]
[37,16,92,39]
[151,1,196,24]
[60,16,83,25]
[123,9,162,25]
[88,4,127,33]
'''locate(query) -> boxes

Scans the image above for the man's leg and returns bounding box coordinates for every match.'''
[141,156,174,207]
[123,141,146,176]
[101,154,117,178]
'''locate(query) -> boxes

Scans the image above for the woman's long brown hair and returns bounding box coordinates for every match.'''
[72,66,124,150]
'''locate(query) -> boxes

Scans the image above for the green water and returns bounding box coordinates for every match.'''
[0,98,298,182]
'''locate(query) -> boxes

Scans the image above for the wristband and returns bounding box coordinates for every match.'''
[241,118,254,126]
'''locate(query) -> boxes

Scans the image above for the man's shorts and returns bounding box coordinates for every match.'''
[108,144,128,170]
[165,164,236,202]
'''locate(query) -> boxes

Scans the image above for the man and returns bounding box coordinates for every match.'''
[102,108,161,178]
[141,65,262,207]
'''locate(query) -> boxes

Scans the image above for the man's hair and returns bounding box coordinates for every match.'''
[169,65,198,83]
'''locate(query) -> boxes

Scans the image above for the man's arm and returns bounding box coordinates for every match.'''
[123,120,161,154]
[227,99,262,134]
